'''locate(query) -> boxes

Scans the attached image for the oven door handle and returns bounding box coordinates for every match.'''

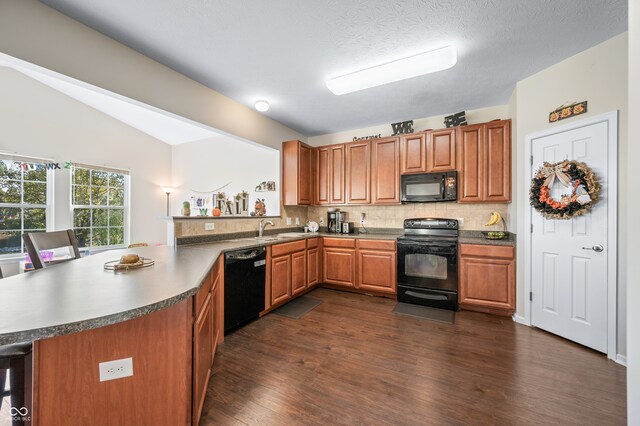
[405,290,448,301]
[397,241,457,248]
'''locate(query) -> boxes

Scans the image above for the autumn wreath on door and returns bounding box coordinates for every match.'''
[530,160,600,219]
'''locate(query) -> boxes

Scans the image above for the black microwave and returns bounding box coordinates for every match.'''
[400,171,457,203]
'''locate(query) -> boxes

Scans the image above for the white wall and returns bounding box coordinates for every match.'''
[0,67,171,247]
[627,0,639,421]
[307,104,509,146]
[172,137,280,217]
[0,0,306,150]
[513,33,628,356]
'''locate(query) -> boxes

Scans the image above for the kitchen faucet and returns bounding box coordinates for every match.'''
[258,219,275,237]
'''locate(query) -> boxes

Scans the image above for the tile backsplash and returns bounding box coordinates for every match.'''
[173,202,511,238]
[308,203,511,231]
[173,205,308,238]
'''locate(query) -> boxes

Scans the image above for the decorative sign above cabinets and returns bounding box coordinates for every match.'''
[549,101,587,123]
[444,111,467,128]
[352,133,382,142]
[391,120,414,135]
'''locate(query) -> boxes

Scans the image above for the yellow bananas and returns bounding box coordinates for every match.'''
[485,211,502,226]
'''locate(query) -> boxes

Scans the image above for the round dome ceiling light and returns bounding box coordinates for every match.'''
[255,100,270,112]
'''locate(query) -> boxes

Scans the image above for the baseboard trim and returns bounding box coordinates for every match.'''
[512,314,529,326]
[615,354,627,366]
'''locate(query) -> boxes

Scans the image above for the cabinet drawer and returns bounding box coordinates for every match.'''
[460,244,514,260]
[271,240,306,257]
[307,237,319,249]
[322,237,356,249]
[357,239,396,251]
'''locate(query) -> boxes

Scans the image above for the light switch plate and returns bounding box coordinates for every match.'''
[205,223,215,231]
[457,218,464,227]
[295,217,300,225]
[286,217,292,225]
[99,357,133,382]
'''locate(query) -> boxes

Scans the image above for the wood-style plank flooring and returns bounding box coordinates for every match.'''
[201,288,626,425]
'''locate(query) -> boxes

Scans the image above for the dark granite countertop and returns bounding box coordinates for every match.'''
[458,230,516,246]
[0,232,401,345]
[0,229,514,345]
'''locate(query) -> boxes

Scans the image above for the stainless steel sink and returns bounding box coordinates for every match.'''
[277,232,313,238]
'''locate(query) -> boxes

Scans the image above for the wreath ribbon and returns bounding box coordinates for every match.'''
[542,163,572,188]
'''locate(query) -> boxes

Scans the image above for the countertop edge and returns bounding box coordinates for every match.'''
[1,230,514,345]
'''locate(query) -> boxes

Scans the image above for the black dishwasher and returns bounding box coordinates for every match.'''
[224,246,266,333]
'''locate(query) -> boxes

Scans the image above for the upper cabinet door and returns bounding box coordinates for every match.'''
[483,120,512,202]
[371,137,400,204]
[427,129,456,172]
[315,147,331,204]
[282,140,312,206]
[345,141,371,204]
[400,133,427,174]
[457,124,485,203]
[329,144,345,204]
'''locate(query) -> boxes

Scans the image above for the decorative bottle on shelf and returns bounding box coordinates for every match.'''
[181,201,191,217]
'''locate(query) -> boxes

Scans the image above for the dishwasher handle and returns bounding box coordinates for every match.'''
[225,246,266,261]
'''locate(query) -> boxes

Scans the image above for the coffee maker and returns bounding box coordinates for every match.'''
[327,211,346,233]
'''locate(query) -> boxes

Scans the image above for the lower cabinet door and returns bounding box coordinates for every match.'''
[271,255,292,305]
[307,247,320,287]
[211,281,221,363]
[193,292,213,425]
[291,250,307,296]
[323,248,355,287]
[459,256,515,313]
[357,249,396,294]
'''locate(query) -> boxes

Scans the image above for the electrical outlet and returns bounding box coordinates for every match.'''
[286,217,292,225]
[319,217,325,226]
[295,217,300,225]
[99,357,133,382]
[360,213,366,224]
[456,218,464,227]
[205,223,215,231]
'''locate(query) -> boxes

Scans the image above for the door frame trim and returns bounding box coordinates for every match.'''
[522,110,618,360]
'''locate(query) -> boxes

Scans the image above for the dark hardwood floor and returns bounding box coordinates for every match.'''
[201,288,626,425]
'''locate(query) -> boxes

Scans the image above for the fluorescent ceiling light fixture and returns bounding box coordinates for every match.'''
[255,100,270,112]
[326,45,457,95]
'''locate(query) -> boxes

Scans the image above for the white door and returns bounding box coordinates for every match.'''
[531,120,609,353]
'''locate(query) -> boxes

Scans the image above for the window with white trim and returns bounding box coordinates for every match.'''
[71,165,129,248]
[0,157,52,255]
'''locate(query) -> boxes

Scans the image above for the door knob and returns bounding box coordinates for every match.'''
[582,244,604,252]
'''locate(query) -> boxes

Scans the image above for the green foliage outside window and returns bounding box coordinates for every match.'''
[71,167,126,248]
[0,161,47,254]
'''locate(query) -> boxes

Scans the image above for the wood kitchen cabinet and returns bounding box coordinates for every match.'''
[322,238,356,288]
[193,291,213,425]
[345,141,371,204]
[282,140,313,206]
[211,260,223,358]
[428,128,456,172]
[458,120,511,203]
[356,240,396,294]
[269,240,307,307]
[192,257,223,425]
[459,243,515,316]
[371,137,401,204]
[307,238,320,287]
[291,250,307,296]
[315,144,345,204]
[270,254,292,305]
[483,120,511,202]
[400,132,427,174]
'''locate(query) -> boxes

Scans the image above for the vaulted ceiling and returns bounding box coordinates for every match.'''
[40,0,627,136]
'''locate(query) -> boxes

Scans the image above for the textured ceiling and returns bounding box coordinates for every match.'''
[39,0,627,136]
